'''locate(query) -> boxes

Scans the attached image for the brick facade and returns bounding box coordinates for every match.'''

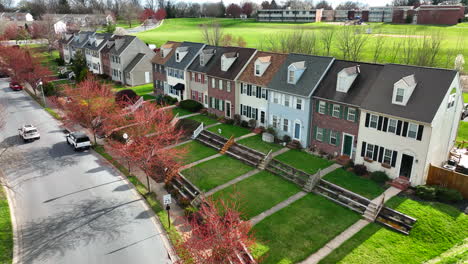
[207,76,235,118]
[310,99,360,158]
[417,7,464,25]
[101,51,111,77]
[153,64,166,95]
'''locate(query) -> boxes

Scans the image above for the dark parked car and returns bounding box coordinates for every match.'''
[9,81,23,91]
[462,104,468,120]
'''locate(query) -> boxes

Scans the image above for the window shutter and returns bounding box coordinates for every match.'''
[324,128,329,144]
[328,103,333,116]
[361,142,366,157]
[315,100,320,112]
[378,146,384,163]
[266,90,269,100]
[255,108,258,121]
[377,116,383,131]
[240,83,243,94]
[396,120,402,135]
[402,122,409,137]
[221,100,224,111]
[314,126,318,140]
[355,110,359,123]
[240,104,243,116]
[344,107,349,120]
[391,151,398,167]
[336,131,341,146]
[373,145,379,161]
[340,105,345,119]
[209,97,212,108]
[365,113,370,127]
[417,125,424,141]
[383,117,388,132]
[247,106,251,117]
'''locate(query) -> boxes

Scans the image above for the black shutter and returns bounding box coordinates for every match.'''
[417,125,424,141]
[256,87,261,98]
[378,147,384,163]
[377,116,383,131]
[391,151,398,167]
[402,122,409,137]
[361,142,366,157]
[240,83,243,94]
[396,120,402,135]
[255,108,258,121]
[373,145,379,161]
[265,90,269,100]
[240,104,243,116]
[383,117,388,132]
[365,113,370,127]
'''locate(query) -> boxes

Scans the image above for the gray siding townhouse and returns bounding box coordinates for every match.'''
[186,45,224,107]
[60,33,74,63]
[69,31,95,60]
[83,33,113,74]
[164,42,205,101]
[267,53,334,148]
[109,35,155,86]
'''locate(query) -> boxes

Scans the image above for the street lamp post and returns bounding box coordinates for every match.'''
[38,80,46,107]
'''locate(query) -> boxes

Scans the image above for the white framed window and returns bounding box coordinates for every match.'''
[316,127,324,142]
[219,80,223,90]
[227,81,231,92]
[283,118,289,132]
[383,149,393,165]
[369,114,378,129]
[318,101,326,114]
[261,88,268,100]
[200,55,204,65]
[211,78,215,89]
[242,83,247,94]
[176,52,180,61]
[273,93,280,104]
[332,104,341,118]
[272,115,279,128]
[284,95,290,107]
[347,108,356,121]
[388,119,397,133]
[255,64,260,76]
[330,131,337,145]
[408,123,418,139]
[365,143,374,159]
[296,98,302,110]
[288,70,295,83]
[396,88,404,103]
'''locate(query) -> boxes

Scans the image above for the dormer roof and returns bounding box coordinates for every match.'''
[187,45,222,73]
[401,74,417,87]
[290,61,306,70]
[207,47,256,80]
[238,51,287,86]
[164,41,205,70]
[258,56,271,63]
[152,41,181,65]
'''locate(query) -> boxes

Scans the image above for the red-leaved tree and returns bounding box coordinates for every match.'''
[242,2,254,17]
[139,8,156,23]
[3,23,18,40]
[226,3,243,18]
[176,198,257,264]
[155,8,167,21]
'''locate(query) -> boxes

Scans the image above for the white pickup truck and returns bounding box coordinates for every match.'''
[66,132,91,151]
[18,125,40,142]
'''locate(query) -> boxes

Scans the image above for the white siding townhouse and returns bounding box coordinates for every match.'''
[83,33,113,75]
[355,64,462,186]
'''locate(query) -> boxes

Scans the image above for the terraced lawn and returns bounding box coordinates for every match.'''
[211,171,300,219]
[113,83,155,100]
[323,168,385,199]
[319,197,468,264]
[186,114,219,126]
[207,123,251,139]
[175,140,218,165]
[252,194,361,264]
[275,149,334,175]
[0,188,13,264]
[181,155,253,192]
[172,107,194,117]
[237,134,283,154]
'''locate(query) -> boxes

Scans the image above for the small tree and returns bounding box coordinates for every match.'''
[226,3,242,18]
[140,8,156,23]
[155,8,167,21]
[71,50,88,82]
[242,2,253,17]
[320,29,334,56]
[3,23,18,40]
[201,22,224,46]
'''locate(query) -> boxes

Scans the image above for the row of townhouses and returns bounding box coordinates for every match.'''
[60,32,155,86]
[152,41,463,187]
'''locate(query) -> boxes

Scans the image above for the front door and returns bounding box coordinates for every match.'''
[342,134,353,157]
[399,154,414,179]
[226,102,231,118]
[294,123,301,140]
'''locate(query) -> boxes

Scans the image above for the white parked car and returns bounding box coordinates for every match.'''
[18,125,40,142]
[66,132,91,151]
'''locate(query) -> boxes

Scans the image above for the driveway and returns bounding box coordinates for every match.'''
[126,20,162,34]
[0,79,172,264]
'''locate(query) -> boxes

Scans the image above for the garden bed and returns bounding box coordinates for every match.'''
[275,149,334,175]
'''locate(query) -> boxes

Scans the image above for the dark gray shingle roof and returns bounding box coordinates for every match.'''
[268,53,334,97]
[124,53,146,73]
[187,45,224,74]
[164,42,205,70]
[84,33,113,51]
[109,35,136,56]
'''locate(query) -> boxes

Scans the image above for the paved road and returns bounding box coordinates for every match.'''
[0,79,172,264]
[126,20,162,34]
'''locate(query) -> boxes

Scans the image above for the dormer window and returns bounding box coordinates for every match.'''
[255,56,271,77]
[287,61,306,85]
[392,74,417,106]
[200,55,205,66]
[288,70,295,83]
[175,46,188,62]
[395,88,404,103]
[337,65,359,93]
[176,53,180,61]
[255,65,260,75]
[221,52,238,72]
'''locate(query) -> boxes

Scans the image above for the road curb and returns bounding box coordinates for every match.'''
[2,176,20,264]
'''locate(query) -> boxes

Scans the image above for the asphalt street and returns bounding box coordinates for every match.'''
[0,78,172,264]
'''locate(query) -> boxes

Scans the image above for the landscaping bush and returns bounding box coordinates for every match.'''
[55,57,65,66]
[283,135,291,143]
[370,171,389,184]
[248,119,257,128]
[353,164,368,176]
[266,126,276,136]
[344,160,354,169]
[415,185,437,200]
[241,120,249,128]
[233,114,241,125]
[115,89,139,106]
[224,118,234,125]
[155,95,178,105]
[179,99,203,112]
[184,206,198,217]
[436,187,463,202]
[178,197,191,208]
[42,82,58,96]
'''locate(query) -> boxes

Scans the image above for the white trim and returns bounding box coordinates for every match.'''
[341,133,354,156]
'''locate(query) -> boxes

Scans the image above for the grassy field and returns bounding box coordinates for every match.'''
[115,20,141,29]
[181,155,253,191]
[207,123,251,139]
[134,18,468,70]
[319,197,468,264]
[0,188,13,264]
[174,140,218,165]
[237,134,284,154]
[275,149,334,175]
[186,114,219,126]
[323,168,385,199]
[252,194,361,264]
[212,171,300,219]
[113,83,155,100]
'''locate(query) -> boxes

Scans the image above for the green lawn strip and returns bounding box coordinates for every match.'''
[172,107,193,117]
[185,114,218,126]
[275,149,334,175]
[207,123,251,139]
[174,140,218,165]
[252,194,361,264]
[211,170,300,219]
[323,168,385,199]
[456,121,468,142]
[236,134,283,154]
[319,197,468,264]
[0,188,13,264]
[115,20,141,29]
[141,94,156,101]
[463,93,468,103]
[44,107,62,120]
[181,155,252,192]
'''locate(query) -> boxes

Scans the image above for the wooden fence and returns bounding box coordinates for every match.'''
[427,164,468,198]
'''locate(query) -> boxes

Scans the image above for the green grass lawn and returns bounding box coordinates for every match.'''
[323,168,385,199]
[186,114,219,126]
[252,194,361,264]
[319,197,468,264]
[172,107,194,117]
[207,123,251,139]
[134,18,468,70]
[174,140,218,165]
[211,171,300,219]
[113,83,155,100]
[237,134,283,154]
[181,155,253,191]
[115,20,141,29]
[0,188,13,264]
[275,149,334,175]
[457,121,468,143]
[463,93,468,103]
